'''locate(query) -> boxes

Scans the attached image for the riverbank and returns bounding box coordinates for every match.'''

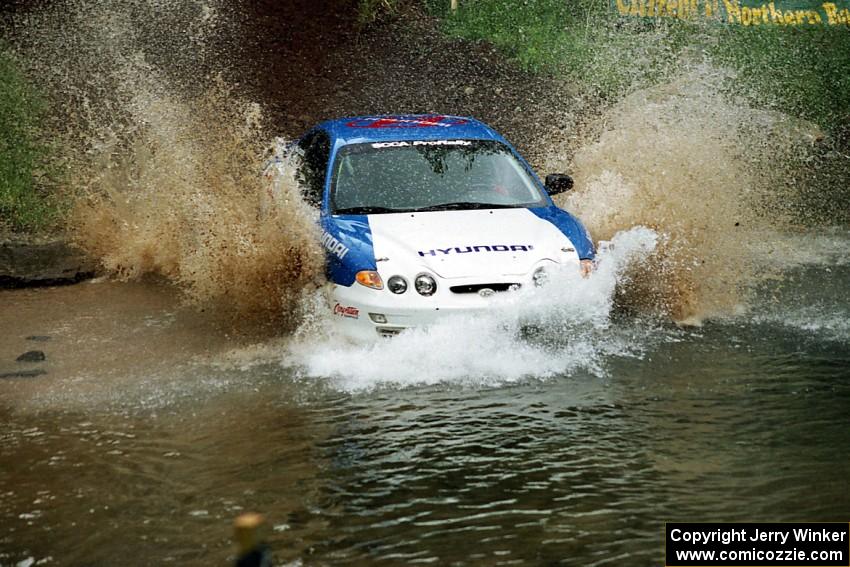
[0,235,96,288]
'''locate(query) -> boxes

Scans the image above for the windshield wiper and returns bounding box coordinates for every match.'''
[334,206,405,215]
[410,202,523,212]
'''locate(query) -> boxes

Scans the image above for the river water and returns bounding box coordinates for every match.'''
[2,231,849,565]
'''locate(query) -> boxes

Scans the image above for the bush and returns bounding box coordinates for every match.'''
[0,50,57,233]
[358,0,401,25]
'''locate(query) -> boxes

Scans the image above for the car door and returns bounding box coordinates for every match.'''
[313,136,377,287]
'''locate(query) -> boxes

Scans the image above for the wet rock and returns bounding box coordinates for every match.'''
[0,238,97,288]
[0,369,46,379]
[16,350,46,362]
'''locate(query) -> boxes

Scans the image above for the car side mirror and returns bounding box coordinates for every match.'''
[545,173,573,196]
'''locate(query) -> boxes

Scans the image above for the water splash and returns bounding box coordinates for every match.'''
[6,0,325,325]
[68,86,324,323]
[285,227,662,389]
[546,64,820,323]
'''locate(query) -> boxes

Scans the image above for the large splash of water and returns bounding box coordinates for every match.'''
[544,64,821,323]
[68,86,324,323]
[6,0,324,326]
[281,227,662,389]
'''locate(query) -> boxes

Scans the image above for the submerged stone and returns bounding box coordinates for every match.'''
[0,369,46,379]
[16,350,46,362]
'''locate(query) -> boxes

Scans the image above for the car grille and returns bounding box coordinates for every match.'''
[449,283,520,294]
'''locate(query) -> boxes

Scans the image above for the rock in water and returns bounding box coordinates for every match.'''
[16,350,46,362]
[0,369,47,379]
[0,239,97,288]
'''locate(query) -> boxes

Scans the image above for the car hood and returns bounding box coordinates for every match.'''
[368,208,577,279]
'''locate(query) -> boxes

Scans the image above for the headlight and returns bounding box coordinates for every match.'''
[533,266,548,287]
[387,275,408,294]
[355,270,384,290]
[414,273,437,296]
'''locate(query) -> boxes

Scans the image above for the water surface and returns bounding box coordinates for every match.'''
[2,254,848,566]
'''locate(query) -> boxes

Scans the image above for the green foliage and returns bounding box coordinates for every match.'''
[709,25,850,128]
[425,0,599,71]
[0,50,58,232]
[424,0,850,131]
[357,0,401,25]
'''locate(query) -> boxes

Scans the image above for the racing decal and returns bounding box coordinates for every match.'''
[346,115,468,129]
[322,230,350,259]
[371,140,473,149]
[321,215,377,287]
[418,244,534,257]
[333,303,360,319]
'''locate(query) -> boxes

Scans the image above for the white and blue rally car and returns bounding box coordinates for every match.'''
[273,114,596,340]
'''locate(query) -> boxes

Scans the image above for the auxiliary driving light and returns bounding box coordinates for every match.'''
[414,274,437,296]
[369,313,388,324]
[356,270,384,290]
[387,275,408,294]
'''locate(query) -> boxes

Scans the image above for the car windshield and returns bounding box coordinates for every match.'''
[330,139,548,215]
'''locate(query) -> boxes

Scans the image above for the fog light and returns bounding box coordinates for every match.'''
[533,266,548,287]
[387,275,408,294]
[369,313,387,324]
[478,288,495,298]
[355,270,383,290]
[414,273,437,296]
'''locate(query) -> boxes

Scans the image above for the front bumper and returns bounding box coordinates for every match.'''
[328,263,576,341]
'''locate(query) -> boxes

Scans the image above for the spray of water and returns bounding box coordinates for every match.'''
[284,227,662,389]
[544,64,820,323]
[68,86,324,322]
[6,0,325,325]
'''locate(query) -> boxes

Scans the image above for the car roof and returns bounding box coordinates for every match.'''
[315,114,504,146]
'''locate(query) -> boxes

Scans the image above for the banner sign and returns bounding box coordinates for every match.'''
[612,0,850,26]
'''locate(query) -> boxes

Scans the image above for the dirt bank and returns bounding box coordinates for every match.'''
[234,0,577,163]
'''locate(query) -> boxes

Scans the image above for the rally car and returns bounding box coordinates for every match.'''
[267,114,596,340]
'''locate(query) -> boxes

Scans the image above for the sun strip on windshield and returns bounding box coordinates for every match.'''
[370,140,474,149]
